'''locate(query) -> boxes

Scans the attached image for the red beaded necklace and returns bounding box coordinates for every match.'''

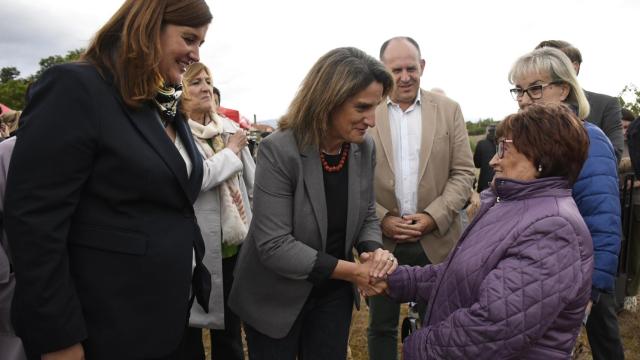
[320,143,350,173]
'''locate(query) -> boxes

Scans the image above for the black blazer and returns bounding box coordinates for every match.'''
[5,63,204,359]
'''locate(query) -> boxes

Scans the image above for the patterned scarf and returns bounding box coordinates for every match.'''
[153,85,181,128]
[188,114,248,245]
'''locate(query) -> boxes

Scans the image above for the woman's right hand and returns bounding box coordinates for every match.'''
[226,130,248,155]
[353,261,388,297]
[332,260,387,297]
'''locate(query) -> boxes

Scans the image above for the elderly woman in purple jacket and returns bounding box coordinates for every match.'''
[386,103,593,359]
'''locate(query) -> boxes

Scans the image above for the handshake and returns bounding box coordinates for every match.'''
[354,248,398,297]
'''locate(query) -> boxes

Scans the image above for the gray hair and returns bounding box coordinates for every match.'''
[508,47,590,120]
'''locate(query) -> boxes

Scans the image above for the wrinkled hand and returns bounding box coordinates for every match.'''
[353,261,388,297]
[226,130,248,155]
[42,343,85,360]
[359,249,397,280]
[384,213,436,243]
[381,214,421,242]
[466,192,481,220]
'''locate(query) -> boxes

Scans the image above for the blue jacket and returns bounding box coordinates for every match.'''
[572,122,621,297]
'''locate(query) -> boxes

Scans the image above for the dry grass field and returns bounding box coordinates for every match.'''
[346,296,640,360]
[202,295,640,359]
[201,296,639,359]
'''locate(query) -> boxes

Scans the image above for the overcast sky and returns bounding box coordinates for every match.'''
[1,0,639,122]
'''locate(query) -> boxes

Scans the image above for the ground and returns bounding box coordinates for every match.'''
[347,296,640,360]
[202,295,639,359]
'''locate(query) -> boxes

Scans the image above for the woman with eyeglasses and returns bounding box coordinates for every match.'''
[509,47,622,360]
[381,103,593,359]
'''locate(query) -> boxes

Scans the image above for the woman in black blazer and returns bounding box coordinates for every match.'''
[4,1,212,359]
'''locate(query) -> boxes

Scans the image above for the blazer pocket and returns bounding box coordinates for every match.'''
[69,224,148,255]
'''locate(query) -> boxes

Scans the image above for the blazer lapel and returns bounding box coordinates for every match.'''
[300,145,328,250]
[375,104,395,176]
[344,142,361,257]
[120,101,194,202]
[418,91,437,180]
[174,111,203,203]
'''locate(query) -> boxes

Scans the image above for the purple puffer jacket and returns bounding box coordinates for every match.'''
[388,177,593,360]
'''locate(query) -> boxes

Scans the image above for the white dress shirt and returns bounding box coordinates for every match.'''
[387,93,422,216]
[174,132,193,177]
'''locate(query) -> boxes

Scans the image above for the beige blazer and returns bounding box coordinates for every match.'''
[370,89,475,263]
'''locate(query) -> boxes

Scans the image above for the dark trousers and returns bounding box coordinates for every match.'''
[244,284,353,360]
[586,292,625,360]
[209,254,244,360]
[165,327,205,360]
[367,242,430,360]
[182,254,244,360]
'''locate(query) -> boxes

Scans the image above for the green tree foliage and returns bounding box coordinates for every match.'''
[466,118,498,136]
[0,49,84,110]
[0,67,20,83]
[619,84,640,117]
[0,79,29,110]
[32,49,84,81]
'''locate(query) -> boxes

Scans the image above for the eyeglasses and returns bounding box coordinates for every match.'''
[510,81,562,101]
[496,139,513,159]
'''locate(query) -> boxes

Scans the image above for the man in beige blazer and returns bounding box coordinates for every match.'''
[367,36,475,360]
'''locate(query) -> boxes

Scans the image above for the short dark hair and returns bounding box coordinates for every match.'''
[622,108,636,121]
[535,40,583,64]
[379,36,421,61]
[497,103,589,185]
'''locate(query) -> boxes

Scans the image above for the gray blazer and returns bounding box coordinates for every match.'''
[585,90,623,162]
[229,129,381,338]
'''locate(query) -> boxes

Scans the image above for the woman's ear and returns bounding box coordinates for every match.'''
[559,83,571,102]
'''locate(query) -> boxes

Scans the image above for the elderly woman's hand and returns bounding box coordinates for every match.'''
[225,130,248,155]
[354,260,388,297]
[466,192,481,220]
[360,248,397,280]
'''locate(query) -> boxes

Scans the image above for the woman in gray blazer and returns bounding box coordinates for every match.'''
[181,62,254,359]
[229,47,397,359]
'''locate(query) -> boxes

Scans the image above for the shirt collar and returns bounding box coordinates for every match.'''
[386,91,421,108]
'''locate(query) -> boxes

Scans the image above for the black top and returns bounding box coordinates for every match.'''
[473,137,496,193]
[323,152,349,263]
[306,149,381,297]
[308,152,350,296]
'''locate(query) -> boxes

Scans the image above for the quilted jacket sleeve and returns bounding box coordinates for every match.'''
[403,216,586,360]
[572,123,620,295]
[386,262,447,304]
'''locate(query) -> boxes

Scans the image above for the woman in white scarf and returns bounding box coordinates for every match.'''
[181,62,255,360]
